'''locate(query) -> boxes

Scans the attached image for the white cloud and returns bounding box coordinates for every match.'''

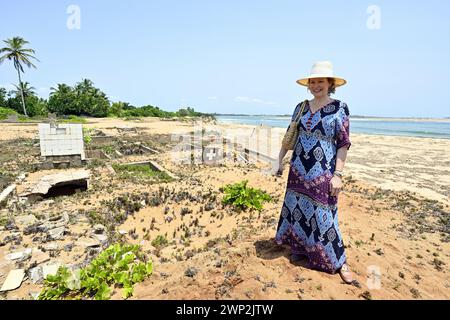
[234,96,277,105]
[207,96,217,100]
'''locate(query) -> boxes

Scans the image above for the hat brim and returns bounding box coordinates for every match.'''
[296,75,347,87]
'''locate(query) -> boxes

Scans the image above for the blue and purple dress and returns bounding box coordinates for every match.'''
[275,99,351,274]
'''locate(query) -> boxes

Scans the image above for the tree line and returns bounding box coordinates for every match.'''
[0,37,213,120]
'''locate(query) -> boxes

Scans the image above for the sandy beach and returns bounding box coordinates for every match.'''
[0,117,449,300]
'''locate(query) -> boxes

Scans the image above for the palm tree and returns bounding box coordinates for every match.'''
[50,83,72,96]
[0,37,39,117]
[12,82,36,99]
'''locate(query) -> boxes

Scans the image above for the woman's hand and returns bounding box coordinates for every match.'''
[329,175,343,197]
[272,161,284,176]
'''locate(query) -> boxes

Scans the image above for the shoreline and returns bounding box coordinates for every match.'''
[215,115,450,123]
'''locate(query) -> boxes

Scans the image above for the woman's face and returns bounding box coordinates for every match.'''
[308,78,330,98]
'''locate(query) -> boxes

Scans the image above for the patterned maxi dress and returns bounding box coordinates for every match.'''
[275,99,351,274]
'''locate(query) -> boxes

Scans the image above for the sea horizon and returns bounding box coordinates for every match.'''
[213,113,450,121]
[215,114,450,139]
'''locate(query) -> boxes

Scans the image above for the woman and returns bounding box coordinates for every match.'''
[273,61,353,283]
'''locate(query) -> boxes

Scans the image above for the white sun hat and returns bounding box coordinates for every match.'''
[296,61,347,87]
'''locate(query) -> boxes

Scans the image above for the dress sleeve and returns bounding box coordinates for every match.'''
[335,103,351,150]
[285,102,303,132]
[290,102,303,121]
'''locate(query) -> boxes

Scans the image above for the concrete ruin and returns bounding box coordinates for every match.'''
[19,169,90,200]
[118,161,178,180]
[38,123,86,169]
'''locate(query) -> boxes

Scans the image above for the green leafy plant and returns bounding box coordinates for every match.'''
[151,234,169,249]
[102,144,116,156]
[83,127,92,145]
[112,164,173,183]
[221,180,272,211]
[0,107,18,120]
[38,243,153,300]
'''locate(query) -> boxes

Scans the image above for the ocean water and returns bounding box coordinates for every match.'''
[215,115,450,139]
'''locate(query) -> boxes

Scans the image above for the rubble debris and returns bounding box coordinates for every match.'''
[28,266,44,284]
[0,269,25,292]
[92,224,106,234]
[19,169,90,199]
[42,262,62,278]
[148,160,178,180]
[0,184,16,206]
[5,248,33,262]
[91,234,108,244]
[77,237,101,248]
[42,243,59,252]
[14,214,38,230]
[0,232,22,247]
[47,226,65,240]
[116,126,138,133]
[29,250,51,265]
[63,243,74,252]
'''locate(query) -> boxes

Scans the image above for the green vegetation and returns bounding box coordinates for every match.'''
[221,180,272,211]
[48,80,110,117]
[112,163,173,183]
[0,107,18,120]
[101,145,116,156]
[151,234,169,249]
[83,128,93,145]
[59,115,88,124]
[38,243,153,300]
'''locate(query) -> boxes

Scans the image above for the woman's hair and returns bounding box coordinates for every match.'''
[308,78,336,95]
[327,78,336,95]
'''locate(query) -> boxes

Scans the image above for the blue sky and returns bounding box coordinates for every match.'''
[1,0,449,117]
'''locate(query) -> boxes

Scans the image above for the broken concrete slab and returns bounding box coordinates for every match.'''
[16,173,27,183]
[42,243,59,252]
[5,248,33,262]
[29,250,51,266]
[42,262,62,279]
[29,291,41,300]
[77,237,101,248]
[149,160,178,180]
[47,226,65,240]
[28,266,44,284]
[0,269,25,292]
[91,234,108,244]
[92,224,106,234]
[14,214,38,229]
[19,169,90,198]
[139,145,160,154]
[0,184,16,205]
[116,126,138,133]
